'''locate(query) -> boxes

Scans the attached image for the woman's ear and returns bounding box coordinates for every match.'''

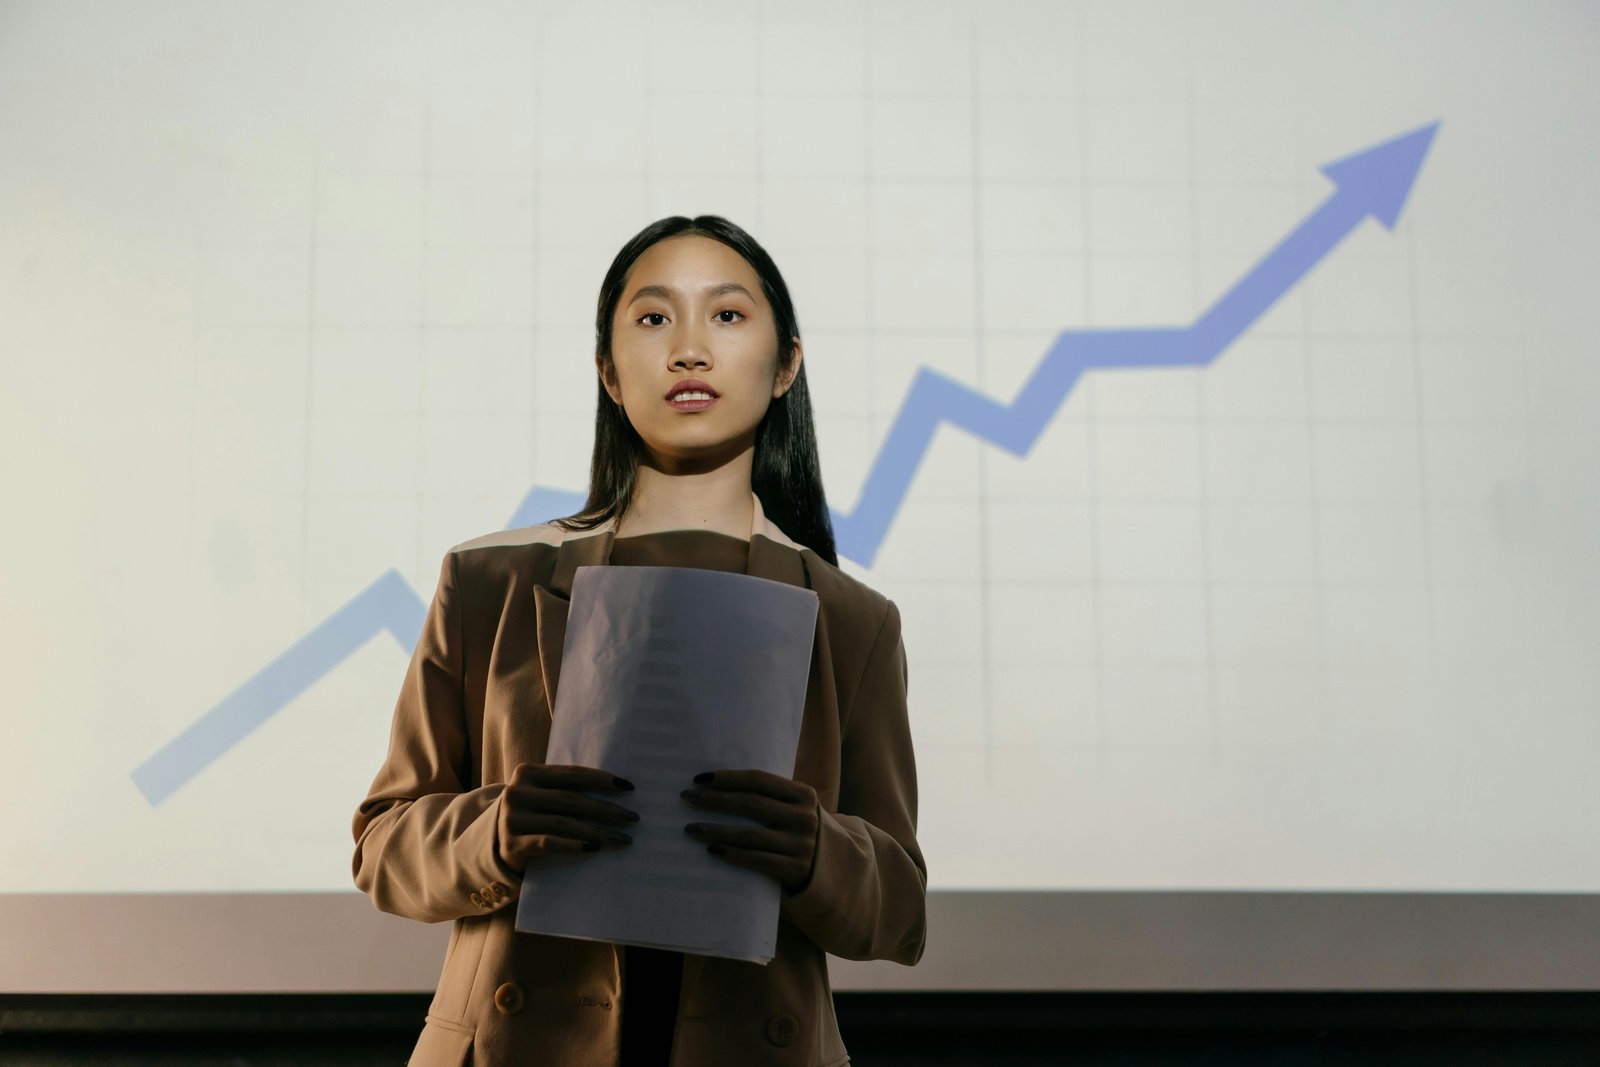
[773,338,803,398]
[596,354,621,405]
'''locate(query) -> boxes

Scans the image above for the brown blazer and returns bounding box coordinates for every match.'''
[352,492,926,1067]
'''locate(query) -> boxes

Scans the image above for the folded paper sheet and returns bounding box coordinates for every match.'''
[514,564,820,963]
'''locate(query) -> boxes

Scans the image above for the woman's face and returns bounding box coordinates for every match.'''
[600,234,801,473]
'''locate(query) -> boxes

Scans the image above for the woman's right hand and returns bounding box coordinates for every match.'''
[495,762,639,874]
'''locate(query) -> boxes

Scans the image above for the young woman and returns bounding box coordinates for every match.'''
[352,215,926,1066]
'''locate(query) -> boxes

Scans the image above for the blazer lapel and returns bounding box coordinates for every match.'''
[746,491,812,591]
[532,526,614,717]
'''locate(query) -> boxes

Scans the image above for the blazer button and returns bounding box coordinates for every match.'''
[766,1013,797,1047]
[494,981,525,1016]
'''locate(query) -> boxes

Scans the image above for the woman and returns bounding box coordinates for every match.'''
[352,215,926,1066]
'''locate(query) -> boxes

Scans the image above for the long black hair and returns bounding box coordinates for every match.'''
[552,214,838,567]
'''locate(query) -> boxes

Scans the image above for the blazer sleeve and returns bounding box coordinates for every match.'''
[350,549,518,923]
[780,597,927,964]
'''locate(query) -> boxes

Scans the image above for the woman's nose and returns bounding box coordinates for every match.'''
[670,345,711,370]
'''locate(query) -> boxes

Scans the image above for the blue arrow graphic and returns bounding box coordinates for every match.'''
[132,121,1439,804]
[511,121,1439,565]
[130,571,426,805]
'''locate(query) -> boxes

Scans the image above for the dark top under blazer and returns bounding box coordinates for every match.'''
[351,491,927,1067]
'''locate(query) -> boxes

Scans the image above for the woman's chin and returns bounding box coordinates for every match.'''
[639,439,756,475]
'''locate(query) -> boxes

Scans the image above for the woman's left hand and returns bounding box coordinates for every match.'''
[681,769,820,894]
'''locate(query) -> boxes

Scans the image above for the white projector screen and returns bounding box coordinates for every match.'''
[3,0,1599,992]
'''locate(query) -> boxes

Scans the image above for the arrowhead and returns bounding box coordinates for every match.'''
[1319,121,1440,230]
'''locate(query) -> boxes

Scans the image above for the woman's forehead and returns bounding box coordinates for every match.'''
[625,236,762,301]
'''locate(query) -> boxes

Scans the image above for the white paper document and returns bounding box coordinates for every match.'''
[514,564,820,964]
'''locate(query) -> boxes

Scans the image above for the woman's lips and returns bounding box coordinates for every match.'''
[666,390,718,413]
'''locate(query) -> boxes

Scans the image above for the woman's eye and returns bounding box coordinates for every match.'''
[638,309,740,326]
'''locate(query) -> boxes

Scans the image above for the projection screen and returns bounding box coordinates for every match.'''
[3,0,1599,992]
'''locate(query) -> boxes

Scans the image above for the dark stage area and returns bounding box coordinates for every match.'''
[3,992,1598,1066]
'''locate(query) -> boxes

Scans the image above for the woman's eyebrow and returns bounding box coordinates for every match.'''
[626,281,755,305]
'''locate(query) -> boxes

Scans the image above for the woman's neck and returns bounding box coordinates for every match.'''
[615,451,755,541]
